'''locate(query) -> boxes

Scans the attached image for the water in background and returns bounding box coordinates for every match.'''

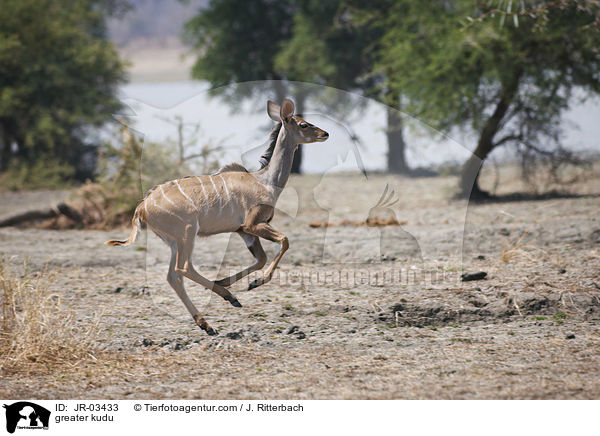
[119,81,600,174]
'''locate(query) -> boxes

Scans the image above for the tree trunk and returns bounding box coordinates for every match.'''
[387,105,408,174]
[291,92,306,174]
[459,138,494,199]
[272,79,286,103]
[0,121,19,171]
[0,124,9,172]
[385,92,408,174]
[459,72,522,199]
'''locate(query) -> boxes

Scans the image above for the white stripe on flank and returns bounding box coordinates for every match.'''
[175,179,199,212]
[209,175,222,206]
[195,176,210,214]
[152,198,184,222]
[144,197,149,215]
[218,174,232,206]
[159,184,177,207]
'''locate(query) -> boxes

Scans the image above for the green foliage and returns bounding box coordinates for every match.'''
[273,1,376,107]
[0,0,126,182]
[0,156,76,191]
[277,0,384,95]
[377,1,600,134]
[274,1,373,90]
[184,0,373,91]
[184,0,295,100]
[184,0,376,172]
[359,0,600,193]
[274,13,336,84]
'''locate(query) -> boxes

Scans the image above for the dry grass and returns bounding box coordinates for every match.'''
[501,235,539,263]
[499,215,551,264]
[0,259,102,375]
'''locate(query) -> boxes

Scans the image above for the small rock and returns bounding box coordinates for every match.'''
[566,333,576,340]
[391,303,404,313]
[141,338,154,347]
[476,255,485,260]
[226,331,243,340]
[515,292,550,312]
[296,332,306,339]
[499,228,510,236]
[468,297,487,308]
[114,287,123,293]
[564,236,584,244]
[461,271,488,282]
[559,269,567,274]
[287,325,300,334]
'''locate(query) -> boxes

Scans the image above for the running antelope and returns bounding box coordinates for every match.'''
[106,99,329,335]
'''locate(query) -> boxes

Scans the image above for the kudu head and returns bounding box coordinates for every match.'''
[267,99,329,145]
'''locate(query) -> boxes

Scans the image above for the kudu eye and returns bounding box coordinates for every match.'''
[299,123,308,129]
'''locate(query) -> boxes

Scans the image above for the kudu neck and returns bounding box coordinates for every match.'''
[258,127,297,193]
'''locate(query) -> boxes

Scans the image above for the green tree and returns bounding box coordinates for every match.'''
[0,0,126,181]
[184,0,308,170]
[369,0,600,197]
[274,0,411,174]
[185,0,398,174]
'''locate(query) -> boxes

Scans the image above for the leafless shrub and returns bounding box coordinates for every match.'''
[518,144,594,194]
[40,119,224,229]
[0,259,102,375]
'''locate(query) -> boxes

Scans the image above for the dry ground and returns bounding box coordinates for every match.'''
[1,166,599,399]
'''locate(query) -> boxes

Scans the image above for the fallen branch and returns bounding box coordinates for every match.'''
[0,203,82,228]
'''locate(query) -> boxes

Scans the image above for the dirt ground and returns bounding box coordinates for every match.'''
[1,166,599,399]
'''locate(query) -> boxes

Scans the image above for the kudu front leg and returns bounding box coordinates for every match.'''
[242,222,289,290]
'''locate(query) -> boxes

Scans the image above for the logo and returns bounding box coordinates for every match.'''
[3,402,50,434]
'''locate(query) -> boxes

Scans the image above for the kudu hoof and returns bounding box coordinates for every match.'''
[248,279,262,290]
[226,295,243,308]
[195,315,218,335]
[205,326,218,336]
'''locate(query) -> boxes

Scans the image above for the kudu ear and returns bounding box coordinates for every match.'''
[267,100,281,122]
[280,98,295,122]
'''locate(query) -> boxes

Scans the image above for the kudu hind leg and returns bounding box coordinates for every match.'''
[215,231,267,287]
[175,224,243,308]
[162,238,216,335]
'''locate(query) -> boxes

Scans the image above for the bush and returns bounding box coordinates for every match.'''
[0,259,101,374]
[0,157,76,191]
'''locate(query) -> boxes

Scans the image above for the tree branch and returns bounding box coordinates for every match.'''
[493,134,522,148]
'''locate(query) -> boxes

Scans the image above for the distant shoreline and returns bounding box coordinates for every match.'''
[117,38,194,83]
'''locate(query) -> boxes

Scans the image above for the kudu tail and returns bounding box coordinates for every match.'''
[105,202,145,247]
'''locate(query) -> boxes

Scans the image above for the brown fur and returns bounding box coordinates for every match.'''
[217,163,248,173]
[105,98,328,334]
